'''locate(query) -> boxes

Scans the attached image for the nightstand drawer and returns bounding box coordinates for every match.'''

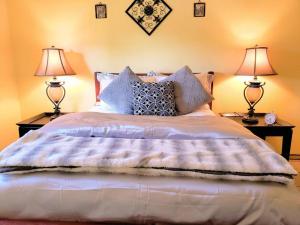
[18,126,43,137]
[247,126,293,139]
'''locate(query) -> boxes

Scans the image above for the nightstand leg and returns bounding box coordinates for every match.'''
[260,136,266,140]
[282,129,293,161]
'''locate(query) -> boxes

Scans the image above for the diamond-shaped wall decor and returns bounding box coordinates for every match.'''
[126,0,172,36]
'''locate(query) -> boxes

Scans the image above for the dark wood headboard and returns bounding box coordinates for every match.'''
[94,71,215,109]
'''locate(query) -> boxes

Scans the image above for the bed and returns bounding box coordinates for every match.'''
[0,68,299,225]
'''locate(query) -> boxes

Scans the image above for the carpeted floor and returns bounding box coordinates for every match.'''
[290,160,300,190]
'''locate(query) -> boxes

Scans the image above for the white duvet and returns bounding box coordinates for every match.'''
[0,112,299,224]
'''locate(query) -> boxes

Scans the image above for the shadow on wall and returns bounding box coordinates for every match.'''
[213,72,248,113]
[61,51,95,112]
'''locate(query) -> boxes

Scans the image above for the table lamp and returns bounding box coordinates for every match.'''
[35,46,76,120]
[235,45,277,124]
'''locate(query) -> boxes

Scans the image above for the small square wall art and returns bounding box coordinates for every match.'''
[194,2,206,17]
[95,2,107,19]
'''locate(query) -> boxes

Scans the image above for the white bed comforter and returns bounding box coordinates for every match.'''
[0,112,299,224]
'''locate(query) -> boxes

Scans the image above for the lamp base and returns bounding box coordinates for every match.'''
[242,115,259,124]
[50,113,61,121]
[46,77,66,121]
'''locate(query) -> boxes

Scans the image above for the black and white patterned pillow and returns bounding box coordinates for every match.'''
[132,81,176,116]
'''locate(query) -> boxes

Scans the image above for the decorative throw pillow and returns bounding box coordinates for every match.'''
[100,67,142,114]
[132,81,176,116]
[163,66,214,115]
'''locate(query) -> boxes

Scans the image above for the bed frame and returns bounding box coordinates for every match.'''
[94,71,215,109]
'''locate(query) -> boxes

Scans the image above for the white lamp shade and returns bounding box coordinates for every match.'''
[235,46,277,76]
[35,47,76,76]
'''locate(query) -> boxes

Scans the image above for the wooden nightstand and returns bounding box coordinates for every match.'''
[16,112,69,137]
[220,113,295,161]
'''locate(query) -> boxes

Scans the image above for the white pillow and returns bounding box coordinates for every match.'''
[96,71,215,114]
[97,72,215,95]
[97,73,118,96]
[97,72,158,96]
[90,101,214,116]
[147,71,157,76]
[140,76,157,82]
[183,104,216,117]
[194,73,215,94]
[90,101,117,114]
[147,71,167,82]
[153,72,214,93]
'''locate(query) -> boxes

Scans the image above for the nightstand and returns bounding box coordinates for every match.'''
[16,112,69,137]
[220,113,295,161]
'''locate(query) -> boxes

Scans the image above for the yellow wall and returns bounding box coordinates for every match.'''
[4,0,300,153]
[0,0,21,150]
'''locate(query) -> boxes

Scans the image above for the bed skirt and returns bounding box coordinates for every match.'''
[0,220,171,225]
[0,220,103,225]
[0,220,139,225]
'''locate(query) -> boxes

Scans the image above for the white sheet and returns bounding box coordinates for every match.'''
[183,104,216,117]
[89,102,118,114]
[89,102,215,116]
[0,172,299,224]
[40,112,254,139]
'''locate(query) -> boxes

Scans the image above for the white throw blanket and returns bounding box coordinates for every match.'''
[0,129,296,184]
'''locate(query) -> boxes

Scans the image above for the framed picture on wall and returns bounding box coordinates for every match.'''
[194,2,206,17]
[95,3,107,19]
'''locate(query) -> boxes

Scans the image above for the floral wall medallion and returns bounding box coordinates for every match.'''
[126,0,172,36]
